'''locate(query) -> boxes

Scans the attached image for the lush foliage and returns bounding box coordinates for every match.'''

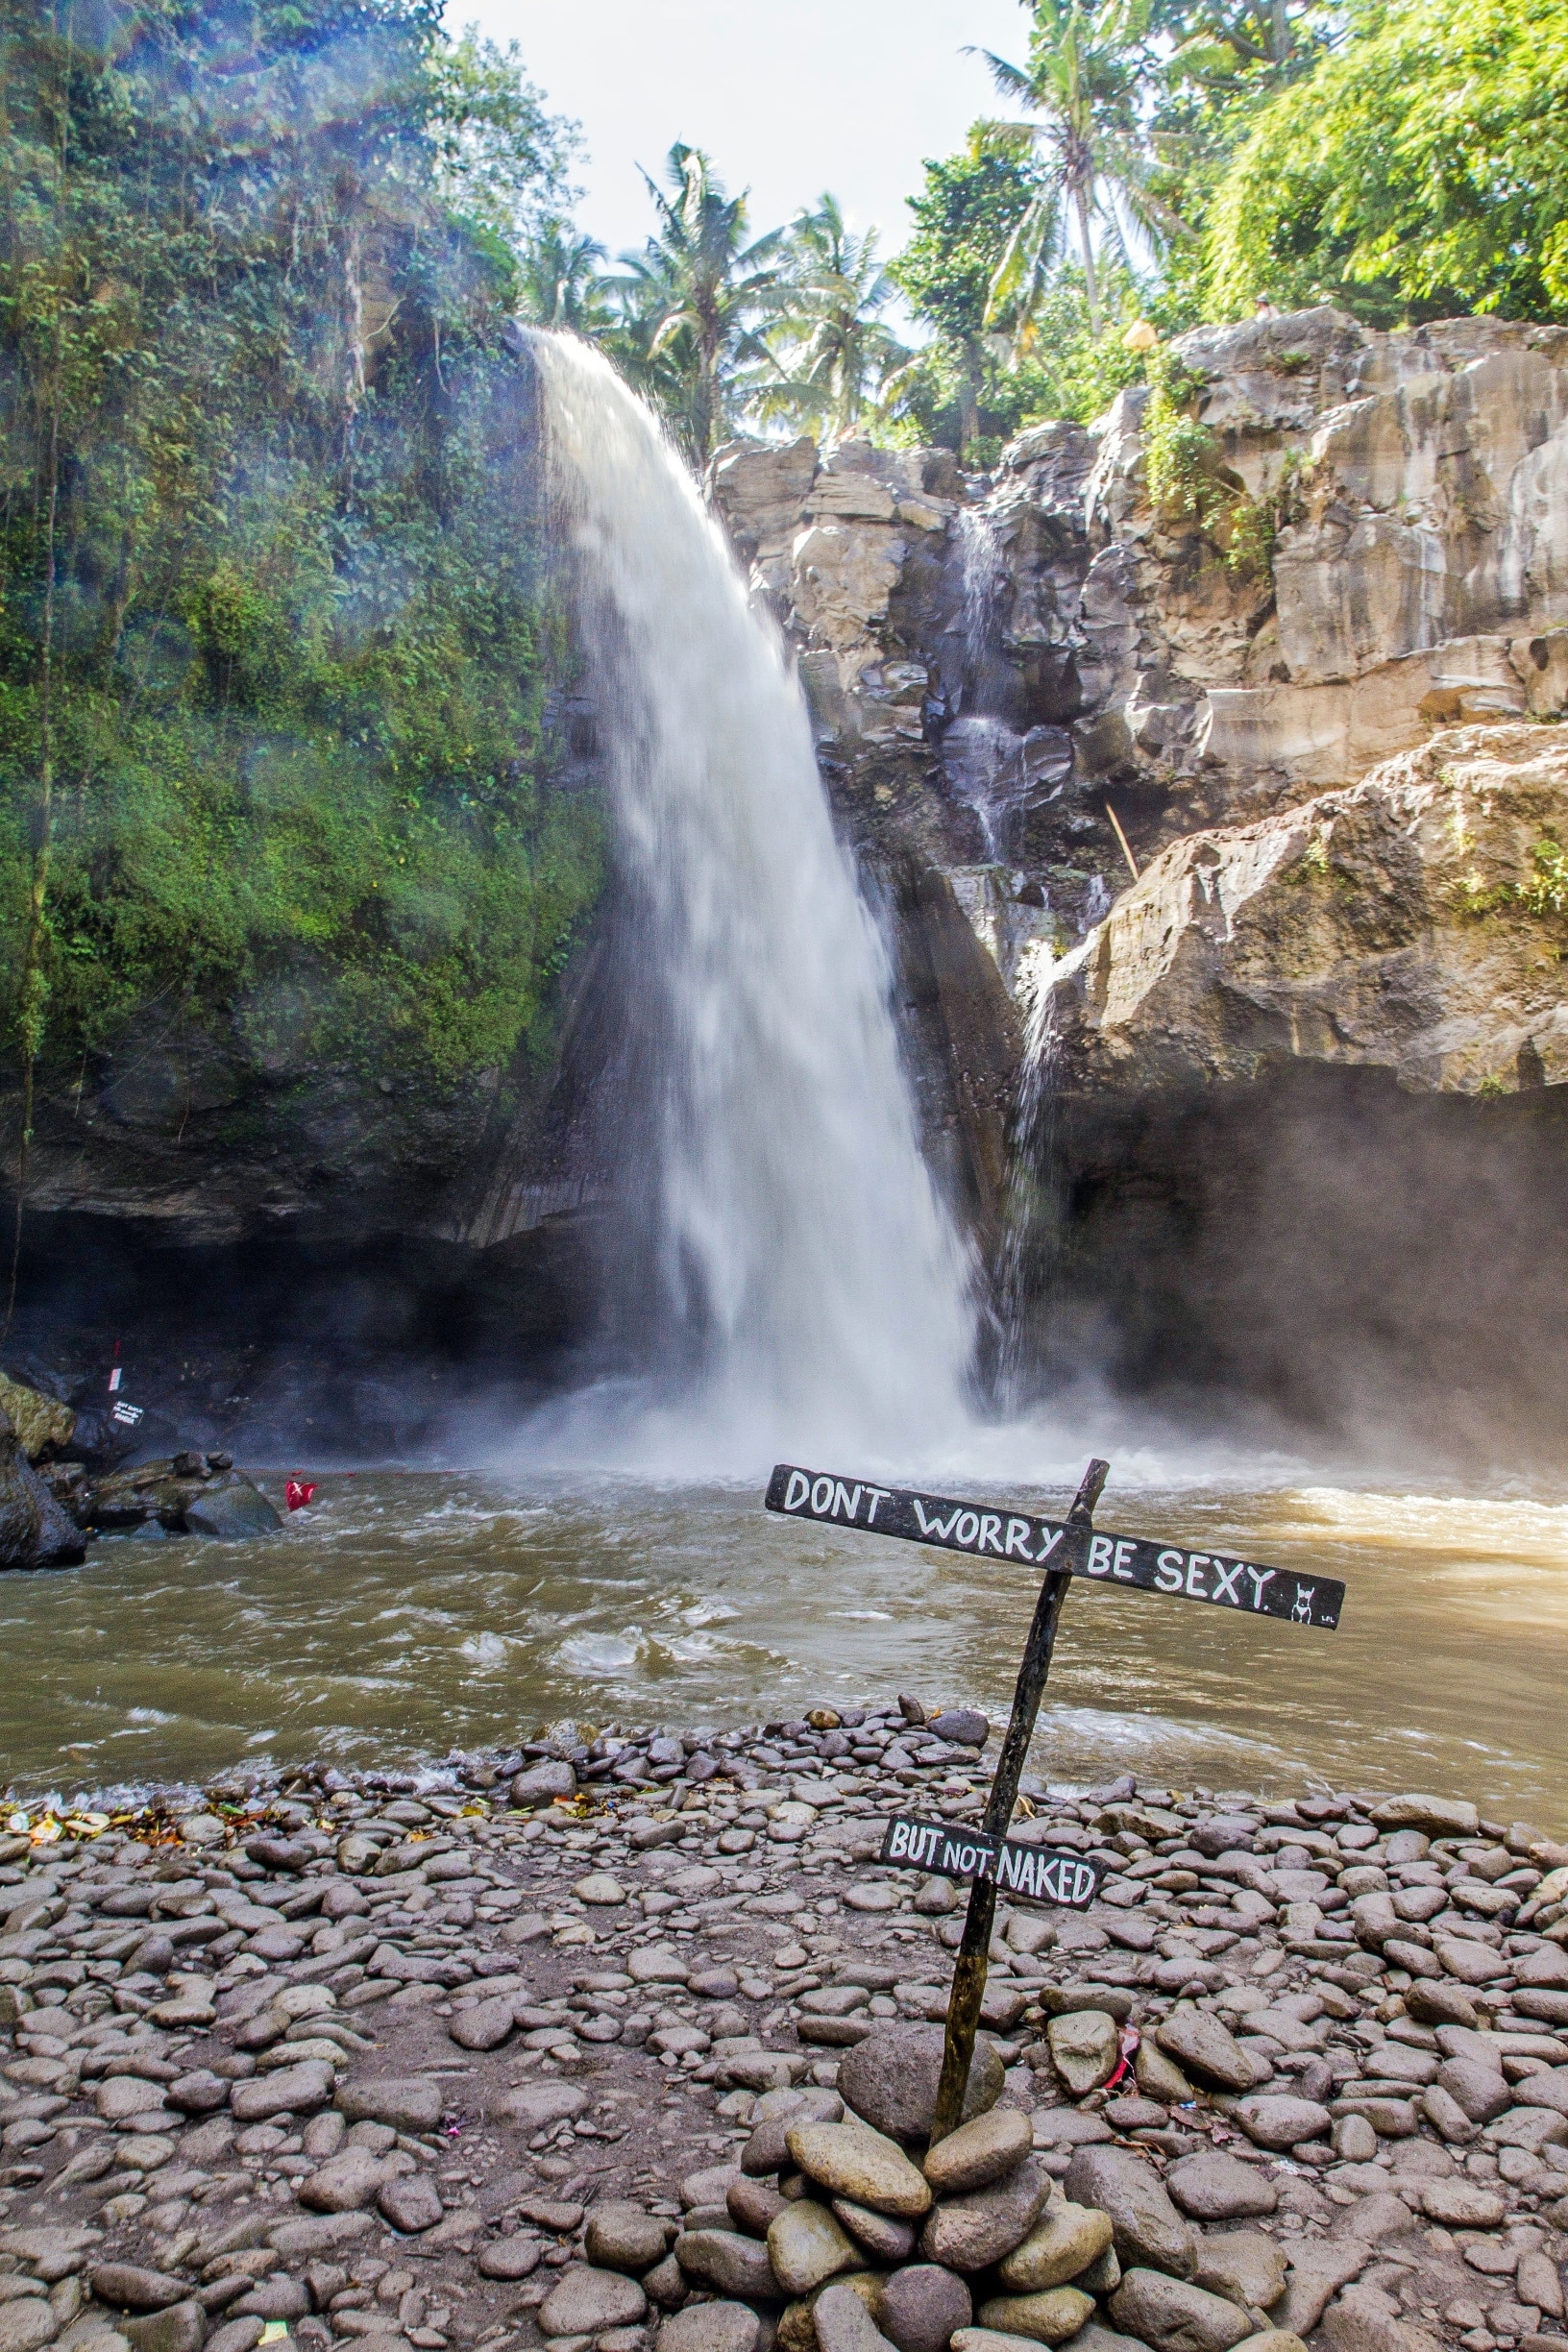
[0,0,601,1119]
[608,144,789,461]
[1202,0,1568,322]
[974,0,1180,340]
[747,199,908,442]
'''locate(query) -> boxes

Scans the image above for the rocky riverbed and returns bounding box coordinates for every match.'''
[3,1702,1567,2352]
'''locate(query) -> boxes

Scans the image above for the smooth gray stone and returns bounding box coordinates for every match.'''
[1109,2270,1253,2352]
[839,2024,1004,2141]
[879,2266,973,2352]
[1063,2147,1195,2280]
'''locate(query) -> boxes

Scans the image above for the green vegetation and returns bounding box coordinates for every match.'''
[1202,0,1568,323]
[1458,838,1568,926]
[0,0,602,1151]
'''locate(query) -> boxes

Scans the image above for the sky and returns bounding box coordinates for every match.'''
[446,0,1032,280]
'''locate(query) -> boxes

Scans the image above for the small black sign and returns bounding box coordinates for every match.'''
[880,1815,1103,1908]
[766,1465,1344,1629]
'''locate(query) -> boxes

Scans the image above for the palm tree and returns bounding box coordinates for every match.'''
[972,0,1174,343]
[518,219,613,332]
[614,144,786,462]
[747,195,909,441]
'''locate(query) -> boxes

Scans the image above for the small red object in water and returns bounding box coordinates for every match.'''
[285,1479,317,1511]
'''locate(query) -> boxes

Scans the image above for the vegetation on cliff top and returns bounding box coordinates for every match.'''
[0,0,602,1154]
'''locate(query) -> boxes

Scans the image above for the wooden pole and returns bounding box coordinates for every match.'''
[928,1454,1110,2142]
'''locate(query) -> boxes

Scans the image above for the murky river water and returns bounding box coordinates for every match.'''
[5,1453,1566,1824]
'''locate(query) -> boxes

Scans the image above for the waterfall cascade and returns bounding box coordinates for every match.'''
[529,333,975,1462]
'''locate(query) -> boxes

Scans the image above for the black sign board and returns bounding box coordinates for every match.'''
[879,1815,1103,1908]
[766,1464,1344,1630]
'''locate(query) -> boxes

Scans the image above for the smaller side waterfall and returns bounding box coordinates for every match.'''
[942,509,1072,865]
[528,333,976,1462]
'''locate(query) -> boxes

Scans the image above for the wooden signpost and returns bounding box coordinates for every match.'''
[765,1457,1347,2141]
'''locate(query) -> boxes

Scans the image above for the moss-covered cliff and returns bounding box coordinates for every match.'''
[0,0,601,1247]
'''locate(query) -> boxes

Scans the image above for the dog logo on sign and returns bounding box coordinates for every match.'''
[1291,1583,1315,1624]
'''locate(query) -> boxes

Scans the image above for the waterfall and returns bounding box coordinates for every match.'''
[528,333,976,1462]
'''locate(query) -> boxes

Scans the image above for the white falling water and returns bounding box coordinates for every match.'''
[528,332,976,1464]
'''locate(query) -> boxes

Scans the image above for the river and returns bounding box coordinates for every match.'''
[6,1458,1565,1824]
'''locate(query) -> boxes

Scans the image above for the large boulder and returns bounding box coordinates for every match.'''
[0,1406,86,1569]
[74,1457,280,1540]
[838,2025,1005,2142]
[1032,727,1568,1098]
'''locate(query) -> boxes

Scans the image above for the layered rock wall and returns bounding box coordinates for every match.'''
[709,307,1568,1076]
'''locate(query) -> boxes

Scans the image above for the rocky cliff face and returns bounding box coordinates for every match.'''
[710,310,1568,1445]
[11,311,1568,1448]
[1038,725,1568,1096]
[711,306,1568,1027]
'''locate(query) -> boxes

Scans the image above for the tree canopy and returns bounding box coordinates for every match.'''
[1202,0,1568,322]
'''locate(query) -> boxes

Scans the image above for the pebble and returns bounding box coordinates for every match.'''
[767,2201,860,2295]
[1062,2150,1194,2280]
[1418,2179,1507,2227]
[1162,2155,1277,2224]
[296,2147,391,2212]
[656,2305,762,2352]
[1108,2271,1252,2352]
[925,2110,1034,2197]
[1047,2013,1120,2097]
[839,2026,1004,2142]
[0,2310,57,2352]
[919,2156,1051,2272]
[88,2271,185,2315]
[878,2265,973,2352]
[788,2122,933,2217]
[1190,2234,1286,2313]
[977,2291,1095,2346]
[377,2173,443,2233]
[588,2205,673,2273]
[1227,2095,1331,2151]
[477,2236,542,2279]
[574,1874,628,1905]
[997,2204,1115,2291]
[812,2283,898,2352]
[230,2060,332,2122]
[1153,2008,1256,2095]
[121,2303,206,2352]
[674,2230,780,2301]
[539,2266,649,2336]
[951,2330,1044,2352]
[446,1994,516,2051]
[831,2199,917,2262]
[491,2080,588,2131]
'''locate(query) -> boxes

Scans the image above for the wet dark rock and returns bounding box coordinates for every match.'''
[927,1710,989,1749]
[0,1406,86,1569]
[74,1458,279,1540]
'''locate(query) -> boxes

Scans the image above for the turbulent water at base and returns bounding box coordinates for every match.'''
[7,1466,1568,1824]
[527,335,973,1468]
